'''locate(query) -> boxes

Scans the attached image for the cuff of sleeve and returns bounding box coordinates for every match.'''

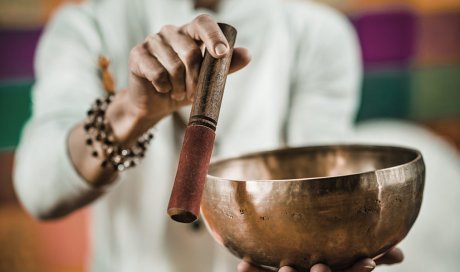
[58,127,110,196]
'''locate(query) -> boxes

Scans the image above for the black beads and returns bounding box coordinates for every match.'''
[103,138,112,145]
[191,219,202,232]
[101,159,109,168]
[84,92,155,172]
[84,58,151,172]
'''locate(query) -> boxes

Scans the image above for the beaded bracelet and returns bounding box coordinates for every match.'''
[83,56,154,172]
[84,94,154,171]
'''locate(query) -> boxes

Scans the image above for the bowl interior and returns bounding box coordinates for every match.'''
[208,145,419,181]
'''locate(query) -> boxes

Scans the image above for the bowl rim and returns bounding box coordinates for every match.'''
[207,144,423,182]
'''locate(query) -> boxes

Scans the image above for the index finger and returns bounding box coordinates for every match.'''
[180,14,229,58]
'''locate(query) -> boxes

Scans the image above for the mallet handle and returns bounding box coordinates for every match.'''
[167,23,237,223]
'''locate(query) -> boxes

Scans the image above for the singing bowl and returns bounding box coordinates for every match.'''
[201,145,425,271]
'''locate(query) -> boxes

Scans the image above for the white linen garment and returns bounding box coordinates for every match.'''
[14,0,362,271]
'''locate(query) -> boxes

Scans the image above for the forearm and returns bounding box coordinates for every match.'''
[14,89,160,220]
[14,118,106,220]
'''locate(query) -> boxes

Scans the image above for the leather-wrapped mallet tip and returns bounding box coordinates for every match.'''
[167,125,216,223]
[168,208,197,223]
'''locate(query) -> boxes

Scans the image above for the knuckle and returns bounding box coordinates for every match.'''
[129,45,142,58]
[170,60,185,77]
[144,34,153,44]
[128,45,143,69]
[159,24,177,35]
[145,33,159,44]
[194,14,212,25]
[143,70,156,82]
[129,65,138,76]
[206,30,222,41]
[182,47,202,64]
[151,68,168,83]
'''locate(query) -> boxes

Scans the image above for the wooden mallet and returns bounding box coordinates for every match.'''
[167,23,237,223]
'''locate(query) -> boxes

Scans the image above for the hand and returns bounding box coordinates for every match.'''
[74,15,251,185]
[237,247,404,272]
[126,14,251,124]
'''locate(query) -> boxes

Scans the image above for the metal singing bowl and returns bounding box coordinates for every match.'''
[201,145,425,271]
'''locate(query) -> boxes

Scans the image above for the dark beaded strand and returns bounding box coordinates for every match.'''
[84,93,154,172]
[83,55,154,172]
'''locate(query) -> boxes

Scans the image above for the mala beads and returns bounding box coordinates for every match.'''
[83,56,154,171]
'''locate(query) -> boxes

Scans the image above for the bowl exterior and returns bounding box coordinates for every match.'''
[201,151,425,270]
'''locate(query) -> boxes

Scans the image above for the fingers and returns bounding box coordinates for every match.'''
[129,14,251,112]
[158,25,203,100]
[237,248,403,272]
[180,14,230,58]
[375,247,404,265]
[144,33,186,101]
[237,261,273,272]
[180,14,251,75]
[343,259,376,272]
[129,45,172,93]
[310,264,332,272]
[229,47,252,74]
[310,259,376,272]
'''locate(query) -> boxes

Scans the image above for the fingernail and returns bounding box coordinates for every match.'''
[279,266,296,272]
[363,260,376,270]
[171,92,185,101]
[310,264,331,272]
[215,43,228,56]
[237,261,250,272]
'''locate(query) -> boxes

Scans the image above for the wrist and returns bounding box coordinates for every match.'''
[106,89,160,146]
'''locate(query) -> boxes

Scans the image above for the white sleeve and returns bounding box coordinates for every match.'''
[286,6,362,146]
[14,4,108,220]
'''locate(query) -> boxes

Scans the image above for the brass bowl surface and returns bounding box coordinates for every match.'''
[201,145,425,270]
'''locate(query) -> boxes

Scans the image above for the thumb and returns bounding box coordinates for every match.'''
[181,14,230,59]
[229,47,252,74]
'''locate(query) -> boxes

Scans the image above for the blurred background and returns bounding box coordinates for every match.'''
[0,0,459,271]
